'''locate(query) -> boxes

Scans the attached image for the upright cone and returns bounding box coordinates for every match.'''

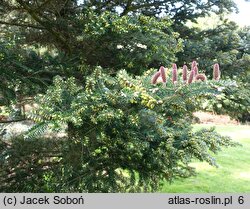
[213,63,220,80]
[151,71,161,84]
[159,66,167,83]
[192,61,197,70]
[193,66,198,77]
[182,65,188,82]
[188,70,195,84]
[172,63,178,83]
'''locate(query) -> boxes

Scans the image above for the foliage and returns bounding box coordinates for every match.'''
[0,0,237,73]
[0,0,246,103]
[0,39,49,105]
[0,36,91,108]
[0,0,237,40]
[1,67,234,192]
[76,0,237,22]
[203,78,250,122]
[0,135,64,192]
[0,0,247,193]
[77,10,182,74]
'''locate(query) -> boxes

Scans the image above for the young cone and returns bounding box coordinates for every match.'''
[159,66,167,83]
[172,63,178,83]
[182,65,188,81]
[151,71,161,84]
[195,74,207,81]
[213,63,221,80]
[188,70,194,84]
[191,60,197,70]
[193,66,198,77]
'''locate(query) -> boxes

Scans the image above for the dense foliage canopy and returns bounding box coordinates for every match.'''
[1,67,238,192]
[0,0,249,192]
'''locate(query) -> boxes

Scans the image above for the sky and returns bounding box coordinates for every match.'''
[229,0,250,26]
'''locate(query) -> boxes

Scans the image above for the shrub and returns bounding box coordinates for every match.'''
[1,65,238,192]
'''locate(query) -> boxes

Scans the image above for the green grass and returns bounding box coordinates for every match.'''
[160,124,250,193]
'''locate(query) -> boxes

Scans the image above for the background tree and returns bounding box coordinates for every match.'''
[0,0,237,73]
[177,19,250,78]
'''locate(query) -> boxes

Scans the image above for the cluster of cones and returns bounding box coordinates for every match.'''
[151,61,221,85]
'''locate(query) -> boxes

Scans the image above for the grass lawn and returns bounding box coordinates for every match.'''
[160,124,250,193]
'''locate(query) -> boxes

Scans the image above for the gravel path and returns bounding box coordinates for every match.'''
[0,120,66,140]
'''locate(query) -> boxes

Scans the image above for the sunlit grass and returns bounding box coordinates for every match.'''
[160,124,250,193]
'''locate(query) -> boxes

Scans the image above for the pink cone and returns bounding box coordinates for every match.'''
[172,63,178,83]
[159,66,167,83]
[195,74,207,81]
[193,66,198,77]
[188,70,194,84]
[151,71,161,84]
[213,63,220,80]
[182,65,188,81]
[192,60,197,70]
